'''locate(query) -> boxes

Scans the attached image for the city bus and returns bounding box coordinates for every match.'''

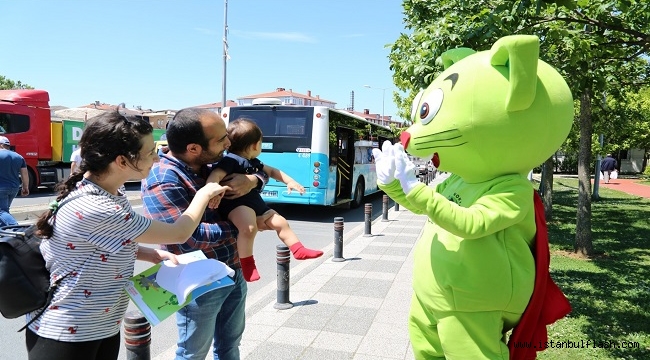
[221,100,395,208]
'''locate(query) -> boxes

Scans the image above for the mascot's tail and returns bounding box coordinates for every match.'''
[507,191,572,360]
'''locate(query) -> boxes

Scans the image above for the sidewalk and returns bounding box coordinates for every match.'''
[594,177,650,198]
[238,207,425,360]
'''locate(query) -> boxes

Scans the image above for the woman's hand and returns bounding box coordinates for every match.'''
[137,247,179,265]
[207,192,225,209]
[198,182,231,203]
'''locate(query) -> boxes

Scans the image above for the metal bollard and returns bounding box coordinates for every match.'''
[274,244,293,309]
[332,217,345,262]
[123,311,151,360]
[382,195,389,222]
[363,203,373,237]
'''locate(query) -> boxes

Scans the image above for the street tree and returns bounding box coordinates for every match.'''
[0,75,33,90]
[600,85,650,170]
[388,0,650,257]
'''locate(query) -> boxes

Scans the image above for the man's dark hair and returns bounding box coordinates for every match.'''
[166,108,212,154]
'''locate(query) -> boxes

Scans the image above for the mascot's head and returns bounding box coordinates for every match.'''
[400,35,573,183]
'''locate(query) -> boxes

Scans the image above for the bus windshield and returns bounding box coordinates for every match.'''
[227,107,314,153]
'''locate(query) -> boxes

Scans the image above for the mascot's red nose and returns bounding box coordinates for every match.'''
[400,132,411,149]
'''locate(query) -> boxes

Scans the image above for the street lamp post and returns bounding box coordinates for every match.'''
[221,0,228,111]
[364,85,387,126]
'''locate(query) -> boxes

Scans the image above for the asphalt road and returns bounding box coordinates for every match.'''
[1,184,390,360]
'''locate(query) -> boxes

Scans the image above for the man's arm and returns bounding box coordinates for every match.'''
[20,167,29,196]
[221,172,268,199]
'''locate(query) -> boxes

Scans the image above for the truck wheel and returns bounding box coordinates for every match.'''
[350,179,364,209]
[27,168,37,193]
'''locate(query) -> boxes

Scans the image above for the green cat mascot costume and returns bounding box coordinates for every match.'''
[373,35,572,359]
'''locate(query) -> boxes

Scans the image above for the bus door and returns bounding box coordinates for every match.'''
[334,127,355,203]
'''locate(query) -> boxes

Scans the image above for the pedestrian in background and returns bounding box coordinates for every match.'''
[26,111,229,360]
[70,147,82,174]
[0,135,29,226]
[601,153,618,184]
[141,108,268,360]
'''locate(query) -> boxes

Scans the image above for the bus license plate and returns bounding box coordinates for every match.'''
[261,191,278,198]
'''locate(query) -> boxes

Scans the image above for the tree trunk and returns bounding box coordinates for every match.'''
[541,156,555,220]
[575,90,594,257]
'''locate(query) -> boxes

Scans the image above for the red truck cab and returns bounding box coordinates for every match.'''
[0,90,57,190]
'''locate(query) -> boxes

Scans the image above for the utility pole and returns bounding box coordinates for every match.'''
[364,85,388,126]
[221,0,228,112]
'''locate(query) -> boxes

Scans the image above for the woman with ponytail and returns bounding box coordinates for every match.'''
[25,110,230,360]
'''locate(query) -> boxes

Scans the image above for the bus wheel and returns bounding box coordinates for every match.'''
[350,180,364,209]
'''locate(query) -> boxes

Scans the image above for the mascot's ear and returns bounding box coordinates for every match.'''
[437,48,476,70]
[490,35,539,112]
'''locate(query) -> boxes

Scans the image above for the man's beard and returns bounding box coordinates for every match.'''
[198,148,223,165]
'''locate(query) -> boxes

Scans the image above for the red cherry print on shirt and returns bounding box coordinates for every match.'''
[100,254,109,262]
[66,243,76,250]
[68,326,78,334]
[75,211,83,220]
[124,213,131,221]
[84,289,92,298]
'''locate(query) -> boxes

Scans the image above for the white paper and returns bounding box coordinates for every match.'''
[155,251,235,304]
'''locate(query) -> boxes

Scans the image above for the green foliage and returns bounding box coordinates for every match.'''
[559,152,579,173]
[390,0,650,159]
[643,165,650,180]
[0,75,33,90]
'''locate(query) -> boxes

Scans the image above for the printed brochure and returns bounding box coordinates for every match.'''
[124,250,234,325]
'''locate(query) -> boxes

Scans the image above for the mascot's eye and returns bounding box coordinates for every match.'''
[419,88,444,125]
[420,104,429,118]
[410,90,425,121]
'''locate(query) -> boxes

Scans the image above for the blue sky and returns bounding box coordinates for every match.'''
[2,0,408,120]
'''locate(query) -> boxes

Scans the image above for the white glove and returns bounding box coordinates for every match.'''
[372,140,396,185]
[393,144,419,193]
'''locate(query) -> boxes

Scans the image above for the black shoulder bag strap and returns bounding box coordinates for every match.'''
[20,191,94,332]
